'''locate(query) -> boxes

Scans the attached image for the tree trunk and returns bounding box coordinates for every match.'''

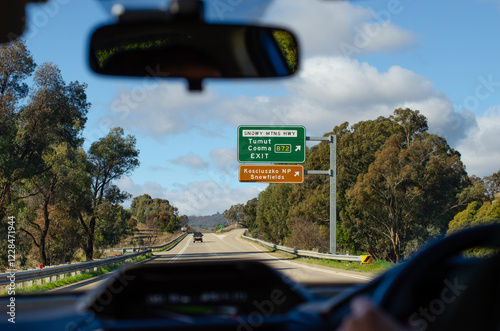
[85,231,93,261]
[39,236,47,266]
[39,199,50,266]
[84,216,96,261]
[0,182,12,221]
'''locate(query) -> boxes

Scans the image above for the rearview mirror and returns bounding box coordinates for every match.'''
[89,21,299,90]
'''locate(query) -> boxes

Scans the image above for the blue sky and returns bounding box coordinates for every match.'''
[21,0,500,216]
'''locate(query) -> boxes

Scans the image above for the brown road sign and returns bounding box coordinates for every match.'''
[239,165,304,183]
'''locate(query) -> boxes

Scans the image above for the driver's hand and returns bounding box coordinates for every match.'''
[337,296,413,331]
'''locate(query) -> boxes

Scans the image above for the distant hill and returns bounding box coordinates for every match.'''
[188,213,228,231]
[188,226,210,233]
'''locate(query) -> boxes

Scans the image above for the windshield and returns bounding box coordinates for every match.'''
[0,0,499,299]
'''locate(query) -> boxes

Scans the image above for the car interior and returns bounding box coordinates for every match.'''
[1,1,499,331]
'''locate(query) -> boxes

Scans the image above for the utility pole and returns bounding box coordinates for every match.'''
[305,135,337,254]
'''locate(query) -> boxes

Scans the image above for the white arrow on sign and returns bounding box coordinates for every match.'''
[294,171,300,177]
[295,145,301,152]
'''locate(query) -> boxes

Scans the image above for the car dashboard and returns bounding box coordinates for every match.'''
[0,261,343,331]
[1,243,500,331]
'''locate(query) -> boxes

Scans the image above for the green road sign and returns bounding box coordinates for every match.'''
[238,125,306,163]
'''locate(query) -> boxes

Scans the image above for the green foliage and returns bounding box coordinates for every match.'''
[130,194,187,233]
[286,218,329,252]
[483,170,500,200]
[242,198,258,232]
[78,127,140,260]
[298,257,394,275]
[0,41,143,268]
[256,184,293,244]
[448,199,500,235]
[95,39,171,68]
[95,203,136,247]
[87,127,140,186]
[345,127,469,262]
[16,143,90,266]
[223,203,244,224]
[248,108,478,262]
[44,216,82,265]
[131,194,153,223]
[272,30,298,72]
[447,198,500,258]
[0,43,91,269]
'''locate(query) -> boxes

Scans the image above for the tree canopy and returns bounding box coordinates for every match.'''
[130,194,187,234]
[0,41,146,269]
[239,108,483,261]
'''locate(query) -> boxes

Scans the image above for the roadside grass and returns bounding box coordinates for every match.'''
[296,256,394,274]
[2,253,152,295]
[153,233,187,252]
[250,240,394,274]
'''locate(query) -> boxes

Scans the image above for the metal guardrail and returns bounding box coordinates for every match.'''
[104,232,187,252]
[151,233,187,251]
[242,233,362,262]
[0,233,189,290]
[0,249,151,289]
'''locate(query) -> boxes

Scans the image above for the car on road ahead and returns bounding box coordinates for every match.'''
[193,232,203,243]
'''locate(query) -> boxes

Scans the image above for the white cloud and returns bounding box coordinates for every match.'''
[171,152,208,170]
[104,54,480,164]
[100,0,421,140]
[214,57,477,143]
[103,84,217,138]
[209,147,238,170]
[263,0,415,57]
[99,0,495,178]
[456,107,500,177]
[116,176,263,216]
[169,181,262,216]
[117,176,169,207]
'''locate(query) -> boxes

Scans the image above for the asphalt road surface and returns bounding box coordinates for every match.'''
[50,229,373,293]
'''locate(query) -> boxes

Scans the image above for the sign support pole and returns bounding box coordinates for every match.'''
[305,135,337,254]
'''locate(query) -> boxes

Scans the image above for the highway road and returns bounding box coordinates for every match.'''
[50,229,373,293]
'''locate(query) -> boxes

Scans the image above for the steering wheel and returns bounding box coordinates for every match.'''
[373,224,500,301]
[288,224,500,331]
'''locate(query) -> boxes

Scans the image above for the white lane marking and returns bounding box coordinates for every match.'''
[207,242,220,259]
[226,231,373,281]
[169,237,191,263]
[213,233,227,240]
